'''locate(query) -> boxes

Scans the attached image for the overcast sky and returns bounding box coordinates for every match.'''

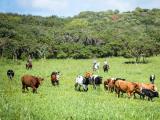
[0,0,160,17]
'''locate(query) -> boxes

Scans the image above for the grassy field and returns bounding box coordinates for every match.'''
[0,57,160,120]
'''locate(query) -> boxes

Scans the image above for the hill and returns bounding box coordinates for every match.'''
[0,8,160,60]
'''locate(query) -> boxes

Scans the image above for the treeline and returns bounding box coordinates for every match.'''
[0,8,160,61]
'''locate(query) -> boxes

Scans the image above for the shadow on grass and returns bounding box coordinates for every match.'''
[124,61,149,64]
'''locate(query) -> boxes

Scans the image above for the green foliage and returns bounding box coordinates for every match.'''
[0,8,160,60]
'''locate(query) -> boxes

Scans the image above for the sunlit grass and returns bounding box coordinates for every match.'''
[0,56,160,120]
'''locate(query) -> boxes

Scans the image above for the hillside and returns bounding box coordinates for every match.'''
[0,8,160,60]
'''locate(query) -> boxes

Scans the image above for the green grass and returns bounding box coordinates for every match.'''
[0,57,160,120]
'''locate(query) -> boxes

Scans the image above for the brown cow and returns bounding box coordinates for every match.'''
[84,72,93,78]
[104,78,116,92]
[134,83,157,98]
[104,78,125,92]
[21,75,44,93]
[104,80,109,90]
[115,80,138,98]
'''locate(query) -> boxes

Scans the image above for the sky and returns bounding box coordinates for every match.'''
[0,0,160,17]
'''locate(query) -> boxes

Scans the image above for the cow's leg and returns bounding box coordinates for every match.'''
[52,81,56,86]
[93,80,96,89]
[22,82,27,93]
[93,84,96,89]
[106,85,109,91]
[111,87,114,93]
[133,92,137,99]
[8,75,12,80]
[127,92,131,98]
[78,85,81,91]
[57,80,59,85]
[22,84,25,93]
[26,86,29,91]
[75,83,78,90]
[83,85,88,92]
[33,88,37,93]
[104,85,108,91]
[142,95,145,100]
[31,86,37,93]
[115,89,120,97]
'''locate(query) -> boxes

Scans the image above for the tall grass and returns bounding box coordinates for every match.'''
[0,57,160,120]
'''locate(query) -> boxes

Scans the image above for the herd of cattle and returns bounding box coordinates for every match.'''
[6,62,158,102]
[75,72,158,101]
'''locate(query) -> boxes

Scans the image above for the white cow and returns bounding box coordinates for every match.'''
[75,75,89,91]
[93,62,100,72]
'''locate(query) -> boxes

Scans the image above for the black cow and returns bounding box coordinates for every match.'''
[141,89,159,101]
[7,69,14,80]
[90,75,102,89]
[150,75,155,84]
[103,64,109,72]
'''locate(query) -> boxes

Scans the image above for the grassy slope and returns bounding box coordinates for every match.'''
[0,57,160,120]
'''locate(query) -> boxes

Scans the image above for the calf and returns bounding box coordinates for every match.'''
[141,89,159,101]
[7,69,14,80]
[21,75,44,93]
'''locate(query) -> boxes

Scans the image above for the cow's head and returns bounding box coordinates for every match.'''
[36,77,44,85]
[153,91,159,98]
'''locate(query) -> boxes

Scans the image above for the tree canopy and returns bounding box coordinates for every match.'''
[0,8,160,61]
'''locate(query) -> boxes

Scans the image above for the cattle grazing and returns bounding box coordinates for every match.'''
[103,64,109,72]
[75,75,89,91]
[134,83,157,98]
[90,75,102,89]
[115,80,138,98]
[150,75,155,84]
[21,75,44,93]
[7,69,14,80]
[51,71,60,86]
[26,62,32,70]
[140,89,159,101]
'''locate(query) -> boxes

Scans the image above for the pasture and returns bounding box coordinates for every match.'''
[0,57,160,120]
